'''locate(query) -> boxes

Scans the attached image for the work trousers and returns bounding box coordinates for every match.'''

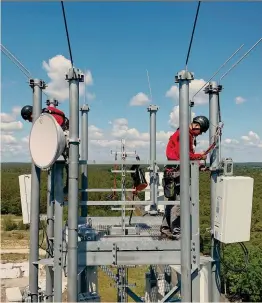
[161,182,181,233]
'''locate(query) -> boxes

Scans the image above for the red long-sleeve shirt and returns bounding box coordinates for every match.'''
[166,128,203,160]
[45,106,65,126]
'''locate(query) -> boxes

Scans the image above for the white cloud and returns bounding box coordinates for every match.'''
[165,78,209,105]
[1,112,16,123]
[1,121,23,131]
[1,134,17,144]
[42,55,94,102]
[88,125,104,139]
[1,107,261,162]
[129,92,150,106]
[0,106,22,123]
[224,138,240,145]
[0,135,30,161]
[86,92,96,101]
[111,118,149,141]
[21,136,29,143]
[241,131,261,147]
[168,105,196,129]
[235,96,246,104]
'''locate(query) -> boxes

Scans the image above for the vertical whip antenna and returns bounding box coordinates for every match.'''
[61,1,74,67]
[146,69,153,102]
[192,43,245,100]
[185,1,201,70]
[220,37,262,81]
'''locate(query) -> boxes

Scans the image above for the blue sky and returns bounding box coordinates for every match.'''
[1,1,262,162]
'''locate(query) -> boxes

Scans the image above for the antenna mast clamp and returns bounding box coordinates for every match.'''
[80,104,90,112]
[29,78,47,89]
[147,105,159,112]
[175,70,194,82]
[204,83,223,95]
[46,98,59,107]
[65,67,85,82]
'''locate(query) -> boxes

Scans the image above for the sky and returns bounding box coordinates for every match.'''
[1,1,262,163]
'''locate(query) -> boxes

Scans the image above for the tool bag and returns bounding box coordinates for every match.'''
[162,165,180,199]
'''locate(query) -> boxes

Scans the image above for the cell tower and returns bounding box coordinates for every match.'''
[17,65,255,303]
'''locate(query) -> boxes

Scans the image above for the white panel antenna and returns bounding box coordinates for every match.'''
[144,172,165,214]
[18,174,32,224]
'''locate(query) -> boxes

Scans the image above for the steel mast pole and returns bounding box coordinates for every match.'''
[66,67,84,303]
[46,167,55,302]
[175,70,194,302]
[205,81,222,302]
[147,105,159,215]
[28,78,45,302]
[80,104,90,217]
[79,104,90,294]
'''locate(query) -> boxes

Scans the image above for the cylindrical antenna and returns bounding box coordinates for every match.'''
[146,69,153,102]
[192,43,244,100]
[220,37,262,81]
[185,1,201,70]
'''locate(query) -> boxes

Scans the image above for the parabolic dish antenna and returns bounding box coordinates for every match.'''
[29,113,66,169]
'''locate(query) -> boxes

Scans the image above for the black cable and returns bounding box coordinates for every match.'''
[61,1,74,67]
[185,1,201,68]
[216,241,249,273]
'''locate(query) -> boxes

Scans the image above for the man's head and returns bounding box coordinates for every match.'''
[21,105,33,122]
[190,116,209,136]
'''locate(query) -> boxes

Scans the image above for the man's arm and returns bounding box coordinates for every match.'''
[190,151,206,160]
[190,151,203,160]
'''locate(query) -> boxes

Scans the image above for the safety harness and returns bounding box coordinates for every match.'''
[163,123,224,197]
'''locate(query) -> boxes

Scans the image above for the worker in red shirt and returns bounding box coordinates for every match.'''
[21,102,69,193]
[20,104,69,131]
[160,115,209,240]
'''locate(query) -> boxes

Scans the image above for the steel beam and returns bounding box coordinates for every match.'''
[68,200,180,206]
[78,216,164,226]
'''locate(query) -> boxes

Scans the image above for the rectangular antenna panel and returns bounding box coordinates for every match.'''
[18,174,32,224]
[144,172,165,214]
[214,176,254,244]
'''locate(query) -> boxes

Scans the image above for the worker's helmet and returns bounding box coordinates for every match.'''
[21,105,33,121]
[193,116,209,133]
